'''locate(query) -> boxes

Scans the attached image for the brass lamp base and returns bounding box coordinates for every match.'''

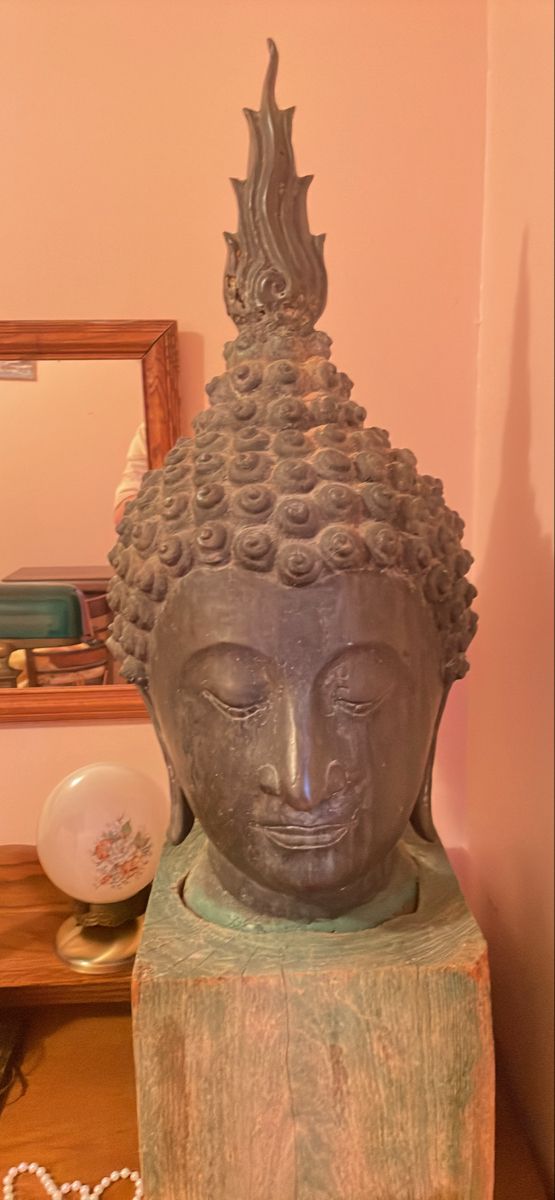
[55,914,144,974]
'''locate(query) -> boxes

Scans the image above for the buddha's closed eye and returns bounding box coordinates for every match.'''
[335,693,392,717]
[325,644,400,718]
[202,688,268,719]
[186,643,272,719]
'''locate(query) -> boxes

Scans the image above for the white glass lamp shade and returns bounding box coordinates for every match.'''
[37,762,169,904]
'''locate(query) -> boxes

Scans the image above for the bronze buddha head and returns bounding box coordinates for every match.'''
[107,42,477,922]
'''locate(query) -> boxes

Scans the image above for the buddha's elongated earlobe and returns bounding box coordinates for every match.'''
[139,685,194,845]
[410,686,450,842]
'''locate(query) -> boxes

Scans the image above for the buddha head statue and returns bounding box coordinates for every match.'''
[107,42,477,922]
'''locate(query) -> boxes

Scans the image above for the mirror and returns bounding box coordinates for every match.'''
[0,320,181,723]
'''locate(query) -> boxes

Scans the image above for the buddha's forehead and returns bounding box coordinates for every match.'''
[150,566,440,674]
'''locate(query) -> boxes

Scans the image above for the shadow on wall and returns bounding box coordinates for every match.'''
[177,330,205,435]
[468,235,554,1183]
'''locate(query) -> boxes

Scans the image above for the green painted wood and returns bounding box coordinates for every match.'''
[133,827,495,1199]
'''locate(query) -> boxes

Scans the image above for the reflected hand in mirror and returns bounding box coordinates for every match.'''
[113,422,149,528]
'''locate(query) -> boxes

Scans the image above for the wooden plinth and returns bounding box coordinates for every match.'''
[133,829,495,1200]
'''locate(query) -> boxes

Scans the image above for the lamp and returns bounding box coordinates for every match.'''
[0,583,92,687]
[37,762,168,973]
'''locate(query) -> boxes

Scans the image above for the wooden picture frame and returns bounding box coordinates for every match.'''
[0,320,181,724]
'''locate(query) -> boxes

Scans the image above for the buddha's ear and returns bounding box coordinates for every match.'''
[138,684,195,846]
[410,686,451,842]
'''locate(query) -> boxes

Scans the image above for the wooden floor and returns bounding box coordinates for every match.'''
[0,1005,138,1199]
[0,1004,547,1200]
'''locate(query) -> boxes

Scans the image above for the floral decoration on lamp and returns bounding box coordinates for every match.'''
[37,762,168,906]
[92,816,153,891]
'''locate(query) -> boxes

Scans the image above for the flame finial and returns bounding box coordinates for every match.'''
[223,40,327,333]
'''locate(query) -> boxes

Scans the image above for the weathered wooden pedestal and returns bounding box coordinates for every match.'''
[133,829,495,1200]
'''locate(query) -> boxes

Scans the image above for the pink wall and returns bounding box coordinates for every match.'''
[465,0,554,1182]
[0,360,142,579]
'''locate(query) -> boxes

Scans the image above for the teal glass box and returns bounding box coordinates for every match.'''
[0,584,87,644]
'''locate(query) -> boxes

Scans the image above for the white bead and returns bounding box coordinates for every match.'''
[1,1163,142,1200]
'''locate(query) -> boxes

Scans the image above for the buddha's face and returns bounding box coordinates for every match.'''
[148,567,444,911]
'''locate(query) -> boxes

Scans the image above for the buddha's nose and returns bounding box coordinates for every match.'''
[258,712,347,812]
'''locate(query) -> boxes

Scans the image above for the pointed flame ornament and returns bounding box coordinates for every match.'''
[224,40,327,332]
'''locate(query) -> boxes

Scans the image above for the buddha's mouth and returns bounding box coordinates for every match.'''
[261,823,350,850]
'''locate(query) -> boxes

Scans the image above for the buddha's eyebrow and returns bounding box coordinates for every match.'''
[320,641,400,663]
[180,642,274,671]
[314,642,403,680]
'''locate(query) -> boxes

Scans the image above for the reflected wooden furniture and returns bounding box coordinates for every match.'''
[0,320,181,725]
[23,590,114,687]
[1,573,115,688]
[25,642,112,687]
[3,569,120,688]
[3,567,113,589]
[0,847,547,1198]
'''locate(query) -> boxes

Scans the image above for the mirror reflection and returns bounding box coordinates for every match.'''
[0,359,148,689]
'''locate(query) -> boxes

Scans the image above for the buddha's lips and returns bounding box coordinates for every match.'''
[260,823,350,850]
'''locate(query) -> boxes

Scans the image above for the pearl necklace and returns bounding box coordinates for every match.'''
[2,1163,142,1199]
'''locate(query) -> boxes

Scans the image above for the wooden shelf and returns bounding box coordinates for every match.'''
[0,847,132,1007]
